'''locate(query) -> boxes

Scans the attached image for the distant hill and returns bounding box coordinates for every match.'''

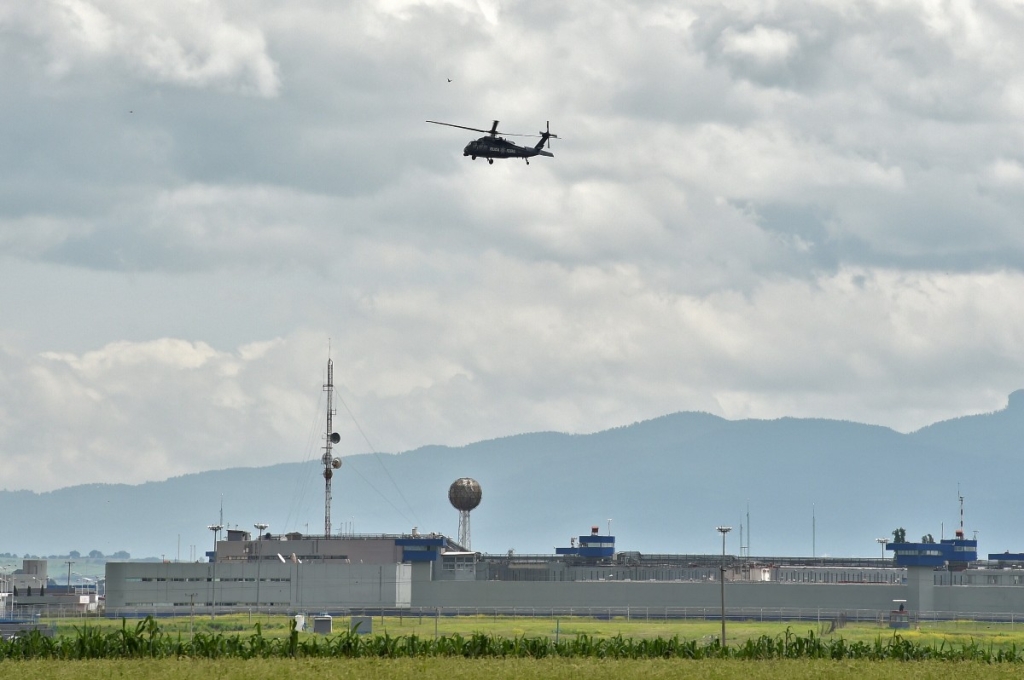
[2,395,1022,560]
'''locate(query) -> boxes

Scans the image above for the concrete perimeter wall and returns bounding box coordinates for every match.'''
[105,562,410,610]
[934,584,1024,615]
[412,579,902,613]
[103,561,1024,617]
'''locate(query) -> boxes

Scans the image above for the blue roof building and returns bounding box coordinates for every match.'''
[887,538,977,568]
[555,526,615,560]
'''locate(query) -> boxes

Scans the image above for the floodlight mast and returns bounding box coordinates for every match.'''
[207,523,223,618]
[254,523,269,606]
[716,526,732,647]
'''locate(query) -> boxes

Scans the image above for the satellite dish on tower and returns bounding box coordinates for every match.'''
[330,432,341,444]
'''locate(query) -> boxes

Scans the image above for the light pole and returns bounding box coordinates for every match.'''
[187,593,196,642]
[1,567,9,618]
[716,526,732,647]
[876,537,888,558]
[254,523,269,609]
[207,524,223,619]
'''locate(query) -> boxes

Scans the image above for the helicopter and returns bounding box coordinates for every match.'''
[426,120,558,164]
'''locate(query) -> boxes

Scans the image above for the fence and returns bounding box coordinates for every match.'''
[82,604,1024,626]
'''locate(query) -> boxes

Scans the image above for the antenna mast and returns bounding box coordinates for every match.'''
[322,358,342,536]
[958,484,965,538]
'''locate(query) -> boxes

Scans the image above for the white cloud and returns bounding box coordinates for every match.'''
[4,264,1024,492]
[6,0,279,95]
[0,338,320,491]
[988,159,1024,187]
[3,1,1024,499]
[719,24,799,64]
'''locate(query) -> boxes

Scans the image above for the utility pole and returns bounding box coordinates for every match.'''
[65,561,74,594]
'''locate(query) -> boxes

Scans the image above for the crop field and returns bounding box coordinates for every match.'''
[42,612,1024,650]
[7,615,1024,678]
[5,658,1024,680]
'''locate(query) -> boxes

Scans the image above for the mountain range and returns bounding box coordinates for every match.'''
[4,392,1024,560]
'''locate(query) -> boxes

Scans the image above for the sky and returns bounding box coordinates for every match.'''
[3,0,1024,494]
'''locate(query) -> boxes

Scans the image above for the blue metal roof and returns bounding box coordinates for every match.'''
[989,553,1024,562]
[556,534,615,559]
[395,537,445,547]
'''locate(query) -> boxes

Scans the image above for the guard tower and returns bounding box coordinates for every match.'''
[555,526,616,562]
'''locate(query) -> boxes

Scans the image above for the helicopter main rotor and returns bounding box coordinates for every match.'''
[426,120,536,138]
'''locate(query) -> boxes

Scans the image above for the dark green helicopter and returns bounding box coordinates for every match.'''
[426,120,558,164]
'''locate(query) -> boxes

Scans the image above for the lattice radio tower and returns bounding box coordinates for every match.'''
[322,358,342,536]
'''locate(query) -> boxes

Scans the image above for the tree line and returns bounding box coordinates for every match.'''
[1,550,131,560]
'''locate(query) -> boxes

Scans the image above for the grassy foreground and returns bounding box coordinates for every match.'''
[46,613,1024,650]
[7,616,1024,662]
[6,658,1024,680]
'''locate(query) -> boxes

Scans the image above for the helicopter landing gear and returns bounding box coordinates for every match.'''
[487,158,493,165]
[525,159,530,165]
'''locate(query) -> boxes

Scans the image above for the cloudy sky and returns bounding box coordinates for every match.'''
[3,0,1024,494]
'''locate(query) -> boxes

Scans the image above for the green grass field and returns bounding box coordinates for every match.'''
[8,616,1024,676]
[4,658,1024,680]
[41,612,1024,650]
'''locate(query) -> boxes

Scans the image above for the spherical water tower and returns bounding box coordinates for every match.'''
[448,478,482,550]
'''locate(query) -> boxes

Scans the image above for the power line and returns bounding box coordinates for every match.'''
[284,389,326,532]
[335,390,420,527]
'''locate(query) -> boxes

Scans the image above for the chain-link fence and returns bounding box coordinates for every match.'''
[78,604,1024,626]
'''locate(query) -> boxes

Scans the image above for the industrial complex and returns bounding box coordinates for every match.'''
[97,361,1024,622]
[96,523,1024,621]
[6,361,1024,624]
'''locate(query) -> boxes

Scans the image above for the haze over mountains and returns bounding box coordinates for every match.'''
[4,393,1024,561]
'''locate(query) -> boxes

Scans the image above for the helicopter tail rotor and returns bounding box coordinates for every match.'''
[533,121,559,153]
[540,121,559,148]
